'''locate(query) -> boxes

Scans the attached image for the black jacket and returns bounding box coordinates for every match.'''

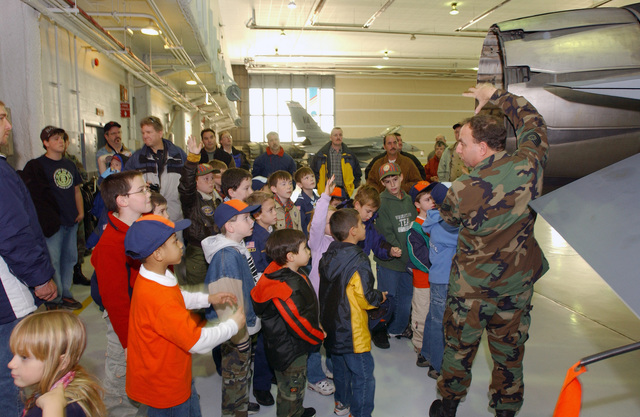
[212,146,250,171]
[319,241,383,354]
[251,262,323,371]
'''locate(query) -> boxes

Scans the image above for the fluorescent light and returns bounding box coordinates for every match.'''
[186,80,197,85]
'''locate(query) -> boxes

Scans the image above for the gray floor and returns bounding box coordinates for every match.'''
[72,217,640,416]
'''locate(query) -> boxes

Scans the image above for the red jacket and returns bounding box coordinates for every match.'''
[424,155,441,180]
[91,212,141,348]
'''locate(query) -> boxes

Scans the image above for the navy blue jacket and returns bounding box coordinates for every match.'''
[295,190,319,236]
[245,223,271,274]
[1,156,55,324]
[252,148,297,178]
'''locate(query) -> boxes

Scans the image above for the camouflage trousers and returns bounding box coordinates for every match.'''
[221,341,252,417]
[274,354,308,417]
[437,288,533,413]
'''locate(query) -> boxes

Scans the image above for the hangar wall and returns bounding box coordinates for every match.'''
[335,75,476,163]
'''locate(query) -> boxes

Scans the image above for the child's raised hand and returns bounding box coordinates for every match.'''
[390,247,402,257]
[209,292,238,306]
[187,135,203,155]
[323,175,336,197]
[36,384,66,416]
[230,305,246,329]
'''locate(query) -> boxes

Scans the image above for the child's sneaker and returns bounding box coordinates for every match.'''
[307,378,335,395]
[334,401,350,416]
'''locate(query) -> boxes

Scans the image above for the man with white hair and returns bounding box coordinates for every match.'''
[252,131,296,178]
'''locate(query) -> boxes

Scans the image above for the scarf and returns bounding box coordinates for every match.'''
[274,194,294,229]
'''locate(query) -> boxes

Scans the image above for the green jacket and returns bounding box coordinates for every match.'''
[374,189,416,272]
[440,89,550,299]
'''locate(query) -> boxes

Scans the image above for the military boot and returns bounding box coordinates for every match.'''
[495,410,516,417]
[429,398,459,417]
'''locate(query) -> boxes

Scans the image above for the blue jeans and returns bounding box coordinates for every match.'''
[147,380,201,417]
[0,319,22,417]
[253,332,274,391]
[45,224,78,303]
[376,265,413,334]
[421,283,448,372]
[333,352,375,417]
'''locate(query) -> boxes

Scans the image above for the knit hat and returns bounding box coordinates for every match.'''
[409,181,432,203]
[196,163,214,176]
[379,162,401,181]
[214,199,261,229]
[425,182,449,206]
[124,215,191,260]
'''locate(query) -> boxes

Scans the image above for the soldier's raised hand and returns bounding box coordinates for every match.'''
[463,83,498,114]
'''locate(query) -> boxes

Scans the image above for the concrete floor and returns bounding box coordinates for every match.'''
[71,217,640,417]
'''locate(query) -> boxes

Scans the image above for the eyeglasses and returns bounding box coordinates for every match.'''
[125,186,151,196]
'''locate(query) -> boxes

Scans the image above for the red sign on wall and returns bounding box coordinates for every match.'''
[120,102,131,118]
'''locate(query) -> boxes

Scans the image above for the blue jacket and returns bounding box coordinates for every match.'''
[124,139,187,222]
[252,148,297,178]
[360,213,392,260]
[422,209,459,285]
[0,156,55,324]
[295,190,319,236]
[407,219,431,273]
[310,142,361,195]
[245,223,271,274]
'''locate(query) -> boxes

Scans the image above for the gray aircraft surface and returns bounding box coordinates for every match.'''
[479,2,640,187]
[286,100,420,160]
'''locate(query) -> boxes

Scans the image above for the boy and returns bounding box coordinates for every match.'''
[91,171,152,414]
[251,229,322,417]
[319,209,386,417]
[269,170,302,231]
[245,191,278,275]
[202,200,264,416]
[21,126,84,310]
[221,168,253,202]
[407,181,435,361]
[373,162,417,345]
[421,182,456,381]
[150,192,170,219]
[294,167,319,235]
[244,190,279,407]
[124,214,244,415]
[179,135,220,286]
[329,186,349,208]
[209,159,227,203]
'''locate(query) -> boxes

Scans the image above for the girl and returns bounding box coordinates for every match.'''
[8,311,106,417]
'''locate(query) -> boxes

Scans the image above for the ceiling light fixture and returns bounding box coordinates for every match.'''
[141,21,159,36]
[450,2,459,15]
[288,0,297,9]
[383,51,390,60]
[186,80,197,85]
[281,29,286,36]
[410,34,416,40]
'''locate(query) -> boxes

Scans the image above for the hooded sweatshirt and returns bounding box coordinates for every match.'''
[422,209,459,285]
[373,189,416,271]
[251,262,323,371]
[319,241,383,354]
[202,234,260,344]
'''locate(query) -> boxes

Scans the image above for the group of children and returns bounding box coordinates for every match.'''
[8,141,461,417]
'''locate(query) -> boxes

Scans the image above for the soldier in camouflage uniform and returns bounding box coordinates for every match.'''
[429,84,549,417]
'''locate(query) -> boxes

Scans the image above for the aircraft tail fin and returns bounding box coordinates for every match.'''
[287,101,328,140]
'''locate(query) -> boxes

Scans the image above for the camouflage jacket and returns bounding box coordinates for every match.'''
[440,89,549,299]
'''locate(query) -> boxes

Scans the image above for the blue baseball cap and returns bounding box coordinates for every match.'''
[409,181,432,203]
[425,182,449,206]
[124,214,191,260]
[214,199,260,229]
[368,295,394,331]
[252,176,267,191]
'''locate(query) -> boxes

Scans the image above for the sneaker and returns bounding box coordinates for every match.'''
[334,401,350,416]
[248,402,260,414]
[371,329,390,349]
[253,389,274,406]
[301,408,316,417]
[307,378,335,395]
[427,366,440,380]
[61,297,83,310]
[394,324,413,340]
[416,354,430,368]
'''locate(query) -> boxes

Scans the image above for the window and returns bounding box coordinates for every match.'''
[248,75,335,143]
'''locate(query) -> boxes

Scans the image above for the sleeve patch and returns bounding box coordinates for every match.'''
[525,133,541,146]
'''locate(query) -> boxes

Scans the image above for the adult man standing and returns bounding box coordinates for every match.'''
[96,121,132,174]
[366,134,421,193]
[124,116,186,222]
[199,128,218,163]
[438,123,468,182]
[0,101,58,417]
[429,84,549,417]
[252,131,296,178]
[21,126,84,311]
[310,127,361,195]
[364,133,426,180]
[213,130,250,171]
